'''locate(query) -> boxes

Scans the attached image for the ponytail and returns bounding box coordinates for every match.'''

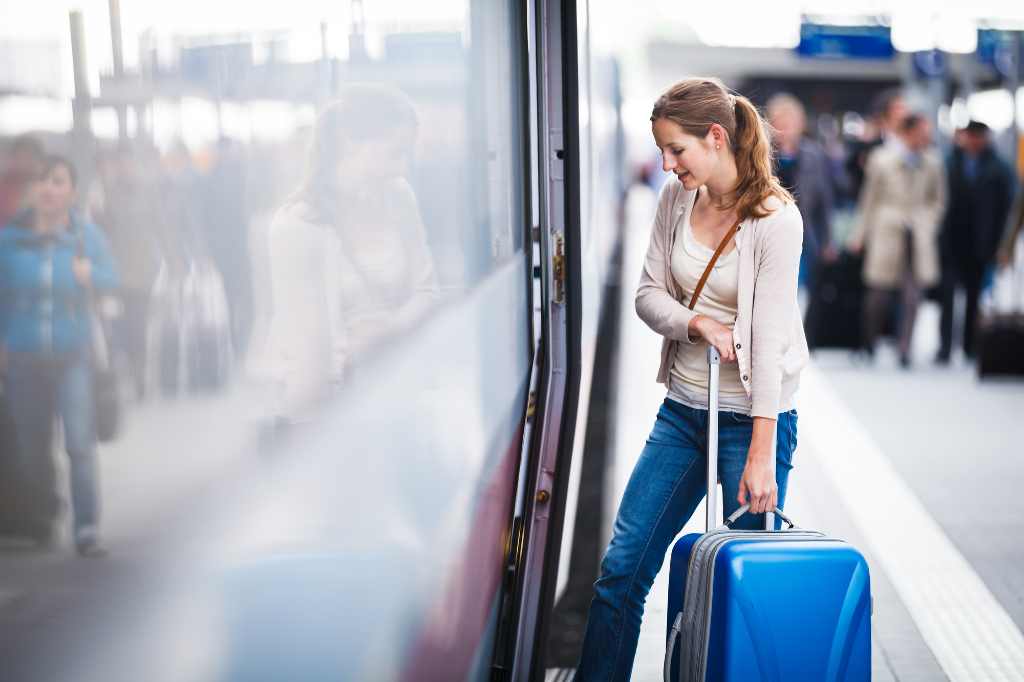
[651,78,792,221]
[731,95,792,220]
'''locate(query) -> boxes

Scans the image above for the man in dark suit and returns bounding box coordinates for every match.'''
[768,93,841,351]
[937,120,1016,363]
[768,93,836,289]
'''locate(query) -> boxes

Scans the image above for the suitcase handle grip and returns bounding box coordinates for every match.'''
[723,504,795,530]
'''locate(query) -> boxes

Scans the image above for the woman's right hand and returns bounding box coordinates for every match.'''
[688,314,736,363]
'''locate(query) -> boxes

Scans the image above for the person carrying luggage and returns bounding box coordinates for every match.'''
[937,120,1015,364]
[575,78,808,681]
[0,156,119,557]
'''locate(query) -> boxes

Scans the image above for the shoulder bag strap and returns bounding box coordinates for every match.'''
[687,221,742,310]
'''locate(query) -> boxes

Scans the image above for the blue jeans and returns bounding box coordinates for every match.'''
[576,398,797,681]
[7,351,100,537]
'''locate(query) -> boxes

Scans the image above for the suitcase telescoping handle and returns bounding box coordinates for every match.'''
[665,351,790,682]
[706,346,778,531]
[706,345,721,531]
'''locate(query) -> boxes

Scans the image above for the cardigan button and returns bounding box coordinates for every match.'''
[735,342,741,349]
[742,375,749,381]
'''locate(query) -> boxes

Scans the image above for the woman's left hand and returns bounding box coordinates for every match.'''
[72,257,92,287]
[738,449,777,515]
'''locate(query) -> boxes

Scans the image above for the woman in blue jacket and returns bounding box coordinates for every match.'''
[0,156,119,556]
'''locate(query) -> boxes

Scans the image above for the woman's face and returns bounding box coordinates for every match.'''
[335,127,415,187]
[35,164,76,217]
[652,118,718,191]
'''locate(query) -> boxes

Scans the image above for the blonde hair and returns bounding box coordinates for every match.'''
[651,77,792,220]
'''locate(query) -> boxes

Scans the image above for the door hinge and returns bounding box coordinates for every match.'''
[526,390,538,419]
[552,232,565,304]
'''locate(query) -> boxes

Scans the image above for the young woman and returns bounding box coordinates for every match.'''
[576,78,809,680]
[262,84,440,421]
[0,156,119,556]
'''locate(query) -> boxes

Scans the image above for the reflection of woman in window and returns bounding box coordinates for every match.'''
[264,84,440,418]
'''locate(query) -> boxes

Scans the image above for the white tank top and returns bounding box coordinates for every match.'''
[667,194,752,413]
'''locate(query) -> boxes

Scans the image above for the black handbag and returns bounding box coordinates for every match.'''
[89,301,121,442]
[74,218,121,442]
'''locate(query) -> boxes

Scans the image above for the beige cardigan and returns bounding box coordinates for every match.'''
[262,183,439,417]
[849,143,946,288]
[635,180,809,419]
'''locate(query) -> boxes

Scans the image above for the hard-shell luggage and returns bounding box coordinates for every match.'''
[147,259,233,396]
[181,260,233,391]
[664,347,872,682]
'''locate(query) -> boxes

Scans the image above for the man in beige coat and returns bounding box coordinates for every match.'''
[849,113,947,367]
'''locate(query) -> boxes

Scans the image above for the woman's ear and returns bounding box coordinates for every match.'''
[707,123,727,150]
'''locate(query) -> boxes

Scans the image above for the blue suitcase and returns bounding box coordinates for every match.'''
[664,348,872,681]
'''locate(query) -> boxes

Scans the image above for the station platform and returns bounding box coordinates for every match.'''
[602,186,1024,681]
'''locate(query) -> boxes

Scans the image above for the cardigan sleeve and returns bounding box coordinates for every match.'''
[389,180,441,330]
[267,208,341,415]
[750,201,803,418]
[635,181,699,343]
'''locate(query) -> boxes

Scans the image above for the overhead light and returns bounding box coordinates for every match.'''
[968,89,1014,132]
[936,13,978,53]
[891,10,977,54]
[891,11,934,52]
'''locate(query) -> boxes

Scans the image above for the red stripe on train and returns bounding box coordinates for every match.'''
[400,424,523,681]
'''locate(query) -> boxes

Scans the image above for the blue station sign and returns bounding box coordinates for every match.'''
[797,24,894,60]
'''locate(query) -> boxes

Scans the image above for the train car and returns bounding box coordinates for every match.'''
[0,0,623,680]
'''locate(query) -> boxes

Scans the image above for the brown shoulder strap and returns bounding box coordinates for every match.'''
[687,221,742,310]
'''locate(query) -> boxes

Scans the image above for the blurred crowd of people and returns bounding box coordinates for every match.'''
[0,132,244,556]
[836,91,1019,369]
